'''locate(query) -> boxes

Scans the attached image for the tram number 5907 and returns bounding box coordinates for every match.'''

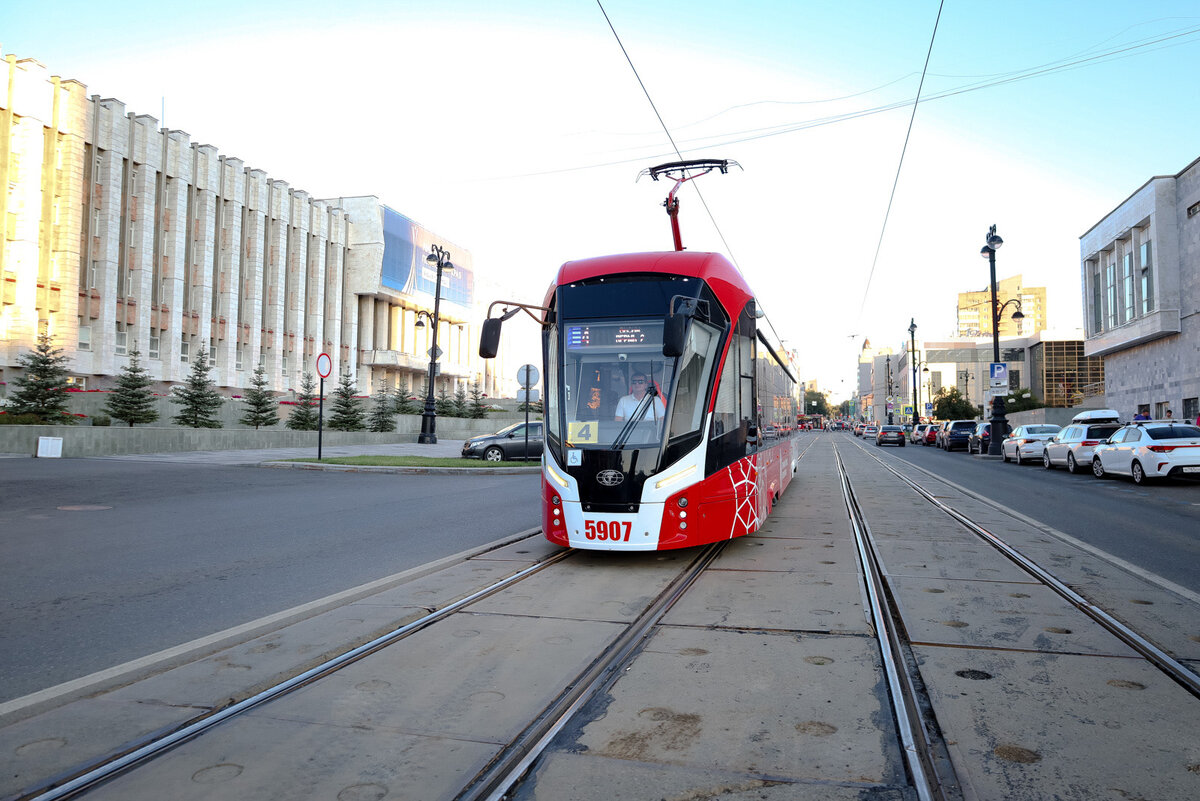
[583,520,632,542]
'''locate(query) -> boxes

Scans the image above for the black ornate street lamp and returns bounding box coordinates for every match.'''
[908,319,919,428]
[417,244,453,444]
[885,353,894,425]
[980,225,1006,455]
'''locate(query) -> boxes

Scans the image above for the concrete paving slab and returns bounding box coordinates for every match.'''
[872,538,1036,582]
[517,751,910,800]
[913,646,1200,801]
[715,535,860,574]
[465,550,692,622]
[888,576,1143,656]
[245,612,624,744]
[468,536,564,562]
[1057,573,1200,662]
[85,713,498,801]
[0,696,201,799]
[546,626,907,786]
[662,568,870,635]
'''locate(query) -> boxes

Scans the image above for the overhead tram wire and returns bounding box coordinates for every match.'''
[494,21,1200,183]
[854,0,945,329]
[595,0,739,267]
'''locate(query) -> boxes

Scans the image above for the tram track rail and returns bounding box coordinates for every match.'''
[833,446,959,801]
[22,545,574,801]
[849,439,1200,699]
[20,538,731,801]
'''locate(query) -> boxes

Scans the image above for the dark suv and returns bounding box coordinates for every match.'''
[941,420,977,452]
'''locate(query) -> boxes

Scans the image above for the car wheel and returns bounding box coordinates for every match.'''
[484,446,504,462]
[1092,457,1107,478]
[1131,461,1149,485]
[1002,449,1010,463]
[1015,450,1023,466]
[1042,451,1053,470]
[899,441,905,447]
[1067,453,1078,474]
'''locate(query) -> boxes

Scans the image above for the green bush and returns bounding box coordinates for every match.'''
[0,413,45,425]
[90,414,112,427]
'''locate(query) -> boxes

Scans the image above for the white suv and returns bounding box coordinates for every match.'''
[1090,421,1200,484]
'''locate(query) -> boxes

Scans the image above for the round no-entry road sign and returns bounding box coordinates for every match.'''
[316,353,332,378]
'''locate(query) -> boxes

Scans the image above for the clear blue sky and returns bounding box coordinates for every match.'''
[6,1,1199,399]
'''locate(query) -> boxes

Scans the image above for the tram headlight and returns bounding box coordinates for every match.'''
[545,461,569,489]
[655,463,697,490]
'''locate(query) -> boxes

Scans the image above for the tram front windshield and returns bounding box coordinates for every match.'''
[547,315,723,461]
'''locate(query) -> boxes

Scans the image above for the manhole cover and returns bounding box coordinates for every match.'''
[57,505,112,511]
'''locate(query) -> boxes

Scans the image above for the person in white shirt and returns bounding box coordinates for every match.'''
[614,373,666,423]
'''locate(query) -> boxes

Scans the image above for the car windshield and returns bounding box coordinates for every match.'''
[881,426,902,432]
[1087,425,1120,438]
[1146,425,1200,439]
[951,422,975,430]
[1027,425,1061,434]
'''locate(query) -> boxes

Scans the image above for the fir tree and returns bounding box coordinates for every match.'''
[328,369,366,431]
[239,363,279,429]
[367,384,396,432]
[452,384,469,418]
[286,371,321,431]
[393,378,421,415]
[468,381,489,419]
[435,386,455,417]
[170,347,224,428]
[103,347,159,427]
[8,333,78,424]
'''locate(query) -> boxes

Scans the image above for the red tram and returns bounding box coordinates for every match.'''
[481,160,800,551]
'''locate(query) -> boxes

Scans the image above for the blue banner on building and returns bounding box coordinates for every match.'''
[381,206,473,310]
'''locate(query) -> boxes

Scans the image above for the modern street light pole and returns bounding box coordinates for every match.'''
[418,245,453,444]
[981,225,1006,456]
[908,318,919,428]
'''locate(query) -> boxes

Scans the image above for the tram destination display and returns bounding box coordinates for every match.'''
[566,323,662,350]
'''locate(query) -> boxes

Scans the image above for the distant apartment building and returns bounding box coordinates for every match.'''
[1080,155,1200,421]
[956,274,1047,338]
[0,52,518,401]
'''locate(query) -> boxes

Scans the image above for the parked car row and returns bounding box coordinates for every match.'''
[907,409,1200,486]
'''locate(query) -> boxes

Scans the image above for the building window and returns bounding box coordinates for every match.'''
[149,335,160,360]
[1105,255,1117,329]
[78,326,92,351]
[115,326,128,356]
[1122,249,1135,322]
[1091,261,1103,333]
[180,338,190,363]
[1140,240,1154,314]
[235,346,244,371]
[1183,398,1198,422]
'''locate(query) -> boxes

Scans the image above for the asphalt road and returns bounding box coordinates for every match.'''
[0,458,540,702]
[850,434,1200,594]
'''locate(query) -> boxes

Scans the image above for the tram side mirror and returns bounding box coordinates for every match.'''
[479,318,503,359]
[663,313,687,357]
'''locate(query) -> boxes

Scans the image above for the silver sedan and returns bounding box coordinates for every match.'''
[1002,424,1061,465]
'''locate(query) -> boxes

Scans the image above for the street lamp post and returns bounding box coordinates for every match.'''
[418,245,453,444]
[908,319,919,428]
[980,225,1006,456]
[885,354,893,425]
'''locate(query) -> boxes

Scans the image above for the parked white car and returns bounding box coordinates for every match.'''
[1002,424,1061,465]
[1042,410,1123,473]
[1091,421,1200,484]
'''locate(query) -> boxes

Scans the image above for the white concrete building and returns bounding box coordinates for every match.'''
[1,51,520,402]
[1080,155,1200,421]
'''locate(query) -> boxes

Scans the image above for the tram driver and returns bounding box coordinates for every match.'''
[614,372,666,424]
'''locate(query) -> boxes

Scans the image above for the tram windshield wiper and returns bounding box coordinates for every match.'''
[610,385,661,450]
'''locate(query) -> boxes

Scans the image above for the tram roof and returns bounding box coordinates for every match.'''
[551,251,752,310]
